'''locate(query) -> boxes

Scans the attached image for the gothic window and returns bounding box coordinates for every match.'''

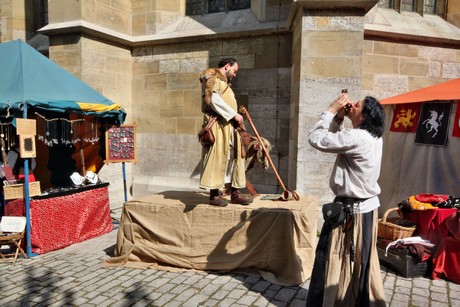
[186,0,203,15]
[378,0,442,15]
[401,0,416,12]
[34,0,48,30]
[186,0,250,16]
[424,0,437,14]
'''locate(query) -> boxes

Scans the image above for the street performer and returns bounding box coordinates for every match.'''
[307,93,386,306]
[198,57,253,207]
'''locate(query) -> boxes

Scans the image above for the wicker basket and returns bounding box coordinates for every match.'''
[378,207,416,240]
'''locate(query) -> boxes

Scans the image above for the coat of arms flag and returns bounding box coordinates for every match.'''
[390,103,421,133]
[415,102,452,146]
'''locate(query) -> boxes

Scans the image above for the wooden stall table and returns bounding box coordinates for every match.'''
[4,183,113,255]
[104,191,318,286]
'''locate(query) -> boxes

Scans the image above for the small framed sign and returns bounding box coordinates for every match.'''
[105,124,137,163]
[19,134,36,158]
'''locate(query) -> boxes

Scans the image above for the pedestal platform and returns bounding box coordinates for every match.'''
[104,191,318,286]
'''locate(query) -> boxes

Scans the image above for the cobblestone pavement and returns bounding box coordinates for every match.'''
[1,220,460,307]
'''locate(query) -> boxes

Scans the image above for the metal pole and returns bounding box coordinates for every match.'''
[22,104,36,257]
[122,162,127,202]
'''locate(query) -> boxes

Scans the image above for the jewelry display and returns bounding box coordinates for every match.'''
[105,125,136,162]
[35,113,99,147]
[83,120,99,144]
[0,122,17,150]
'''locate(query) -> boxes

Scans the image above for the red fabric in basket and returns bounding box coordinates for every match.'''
[4,186,113,254]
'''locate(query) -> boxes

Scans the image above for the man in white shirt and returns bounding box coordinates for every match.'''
[307,93,386,307]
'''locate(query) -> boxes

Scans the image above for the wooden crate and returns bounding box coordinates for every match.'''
[378,246,430,278]
[4,181,41,200]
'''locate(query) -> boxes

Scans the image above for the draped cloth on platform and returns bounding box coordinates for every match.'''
[103,192,318,286]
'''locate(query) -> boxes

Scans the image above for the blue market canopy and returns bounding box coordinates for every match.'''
[0,40,126,124]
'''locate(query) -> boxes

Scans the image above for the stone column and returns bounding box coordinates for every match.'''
[447,0,460,28]
[288,1,378,206]
[0,0,28,42]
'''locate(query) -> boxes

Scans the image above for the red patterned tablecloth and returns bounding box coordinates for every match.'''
[5,186,113,254]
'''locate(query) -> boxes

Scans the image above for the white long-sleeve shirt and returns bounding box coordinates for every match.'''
[210,92,237,121]
[308,111,383,213]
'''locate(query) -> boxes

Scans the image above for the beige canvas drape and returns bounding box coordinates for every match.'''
[103,192,318,286]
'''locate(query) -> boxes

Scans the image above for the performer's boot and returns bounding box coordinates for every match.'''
[209,189,228,207]
[222,183,232,196]
[230,188,253,205]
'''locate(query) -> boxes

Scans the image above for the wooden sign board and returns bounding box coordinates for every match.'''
[105,124,137,163]
[16,118,37,135]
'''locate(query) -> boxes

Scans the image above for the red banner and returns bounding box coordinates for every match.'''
[453,102,460,138]
[390,103,421,133]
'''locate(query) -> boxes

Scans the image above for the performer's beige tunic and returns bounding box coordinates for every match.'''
[199,75,246,190]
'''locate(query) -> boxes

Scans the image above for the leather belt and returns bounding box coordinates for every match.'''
[335,196,368,205]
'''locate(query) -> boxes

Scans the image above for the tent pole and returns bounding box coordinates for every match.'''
[122,162,127,202]
[23,104,36,258]
[80,141,86,176]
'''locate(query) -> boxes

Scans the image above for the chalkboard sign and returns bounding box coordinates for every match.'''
[105,124,137,163]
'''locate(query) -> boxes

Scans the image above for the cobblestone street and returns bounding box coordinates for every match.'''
[1,222,460,307]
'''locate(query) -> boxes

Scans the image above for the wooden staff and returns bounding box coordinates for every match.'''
[239,106,300,201]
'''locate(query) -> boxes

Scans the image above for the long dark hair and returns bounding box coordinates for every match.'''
[218,57,237,68]
[359,96,385,138]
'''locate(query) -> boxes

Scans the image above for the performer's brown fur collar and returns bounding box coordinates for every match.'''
[199,68,228,107]
[199,68,227,83]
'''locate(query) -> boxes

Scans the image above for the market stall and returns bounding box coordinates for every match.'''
[5,183,112,254]
[377,79,460,283]
[0,40,126,257]
[379,78,460,213]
